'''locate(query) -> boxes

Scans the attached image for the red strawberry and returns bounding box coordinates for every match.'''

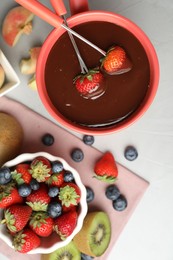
[101,45,132,75]
[12,228,41,253]
[54,210,77,240]
[29,211,53,237]
[2,204,32,233]
[94,152,118,183]
[73,69,105,99]
[0,183,23,209]
[29,156,52,182]
[26,183,51,211]
[62,204,77,213]
[12,163,32,184]
[58,182,81,208]
[46,171,64,187]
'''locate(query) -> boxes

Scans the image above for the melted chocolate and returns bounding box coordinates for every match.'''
[45,21,150,128]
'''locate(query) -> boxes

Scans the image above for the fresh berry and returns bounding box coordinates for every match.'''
[83,135,95,145]
[52,160,64,173]
[48,186,59,197]
[42,133,54,146]
[59,183,81,207]
[73,69,105,99]
[12,163,32,184]
[0,167,12,185]
[63,171,74,182]
[124,146,138,161]
[81,253,94,260]
[105,185,120,200]
[12,228,41,253]
[86,187,94,203]
[30,179,40,190]
[54,210,77,240]
[18,183,32,197]
[46,171,64,187]
[29,211,53,237]
[26,184,51,211]
[47,201,62,218]
[112,194,127,211]
[62,204,76,213]
[2,205,32,233]
[0,183,23,209]
[71,148,84,162]
[29,156,52,182]
[101,45,132,75]
[94,152,118,183]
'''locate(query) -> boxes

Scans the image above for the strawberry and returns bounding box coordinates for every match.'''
[73,68,105,99]
[11,163,32,184]
[2,204,32,233]
[101,45,132,75]
[54,210,77,240]
[94,152,118,183]
[12,228,41,253]
[29,156,52,182]
[0,183,23,209]
[58,182,81,208]
[26,183,51,211]
[46,171,64,187]
[29,211,53,237]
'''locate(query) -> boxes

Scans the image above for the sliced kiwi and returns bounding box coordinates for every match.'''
[73,211,111,257]
[41,241,81,260]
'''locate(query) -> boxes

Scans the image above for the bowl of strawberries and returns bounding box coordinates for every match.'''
[0,152,87,254]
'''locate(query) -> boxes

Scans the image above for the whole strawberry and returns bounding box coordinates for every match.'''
[12,163,32,184]
[2,204,32,233]
[0,183,23,209]
[101,45,132,75]
[58,182,81,208]
[94,152,118,183]
[54,210,77,240]
[29,211,53,237]
[26,183,51,211]
[29,156,52,182]
[13,228,41,253]
[73,68,106,99]
[46,171,64,187]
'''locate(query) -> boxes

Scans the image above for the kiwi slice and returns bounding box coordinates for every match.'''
[73,211,111,257]
[41,241,81,260]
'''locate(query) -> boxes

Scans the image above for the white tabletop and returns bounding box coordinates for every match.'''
[0,1,173,260]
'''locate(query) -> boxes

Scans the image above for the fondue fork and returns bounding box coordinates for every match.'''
[50,0,88,74]
[14,0,106,57]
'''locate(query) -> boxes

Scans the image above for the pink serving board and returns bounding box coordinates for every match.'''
[0,97,149,260]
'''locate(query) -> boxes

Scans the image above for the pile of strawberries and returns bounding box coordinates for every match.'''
[0,156,81,253]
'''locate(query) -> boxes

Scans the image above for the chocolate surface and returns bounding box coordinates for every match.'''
[45,21,150,128]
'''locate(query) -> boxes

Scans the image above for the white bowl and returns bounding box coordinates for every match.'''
[0,152,88,254]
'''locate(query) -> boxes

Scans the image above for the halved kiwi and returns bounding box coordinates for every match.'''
[41,241,81,260]
[73,211,111,257]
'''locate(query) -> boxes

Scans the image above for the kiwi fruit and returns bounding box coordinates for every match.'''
[73,211,111,257]
[0,112,23,167]
[41,241,81,260]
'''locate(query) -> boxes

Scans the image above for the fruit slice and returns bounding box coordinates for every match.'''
[73,211,111,257]
[20,47,41,75]
[2,6,34,46]
[0,65,5,88]
[41,241,81,260]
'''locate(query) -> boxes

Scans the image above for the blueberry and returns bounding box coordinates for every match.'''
[105,185,120,201]
[48,186,59,197]
[81,252,94,259]
[30,179,40,190]
[42,133,54,146]
[112,194,127,211]
[124,146,138,161]
[52,160,64,173]
[47,201,62,218]
[0,167,12,185]
[18,183,32,197]
[86,187,95,203]
[71,148,84,162]
[63,171,74,182]
[83,135,95,146]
